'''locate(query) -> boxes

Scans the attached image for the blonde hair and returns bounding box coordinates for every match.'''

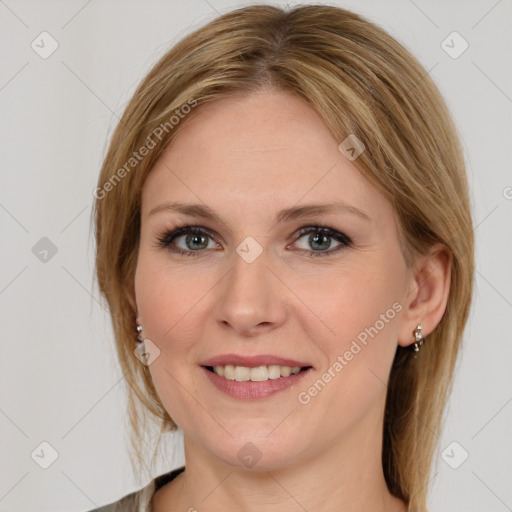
[94,4,474,509]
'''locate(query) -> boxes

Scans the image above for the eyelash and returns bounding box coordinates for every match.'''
[155,223,353,258]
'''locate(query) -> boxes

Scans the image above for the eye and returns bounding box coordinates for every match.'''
[291,224,353,257]
[156,225,220,256]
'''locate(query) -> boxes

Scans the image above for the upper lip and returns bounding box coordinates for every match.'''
[201,354,312,368]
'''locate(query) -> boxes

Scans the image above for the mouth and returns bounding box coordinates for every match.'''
[203,364,313,382]
[200,362,314,400]
[199,354,314,399]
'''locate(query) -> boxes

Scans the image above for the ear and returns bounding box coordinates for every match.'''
[133,300,141,326]
[398,243,452,347]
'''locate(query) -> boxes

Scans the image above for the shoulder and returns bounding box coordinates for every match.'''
[85,485,149,512]
[86,466,185,512]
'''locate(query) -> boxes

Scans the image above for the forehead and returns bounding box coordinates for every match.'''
[141,91,390,225]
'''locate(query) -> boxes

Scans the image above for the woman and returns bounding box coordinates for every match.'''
[91,4,474,511]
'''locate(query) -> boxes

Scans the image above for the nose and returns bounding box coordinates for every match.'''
[213,249,288,337]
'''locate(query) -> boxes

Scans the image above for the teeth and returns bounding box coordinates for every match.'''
[235,366,250,381]
[267,365,282,379]
[211,364,303,381]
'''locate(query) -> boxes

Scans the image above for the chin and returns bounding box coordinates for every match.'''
[199,430,307,472]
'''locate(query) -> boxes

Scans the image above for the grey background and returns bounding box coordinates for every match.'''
[0,1,511,511]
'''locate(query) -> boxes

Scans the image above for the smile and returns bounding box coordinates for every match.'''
[201,365,313,400]
[205,364,308,381]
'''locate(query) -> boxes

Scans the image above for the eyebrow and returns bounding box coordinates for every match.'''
[148,201,371,224]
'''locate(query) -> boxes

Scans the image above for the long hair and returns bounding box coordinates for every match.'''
[93,5,474,510]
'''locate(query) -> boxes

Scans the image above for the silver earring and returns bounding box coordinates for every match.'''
[134,324,150,365]
[136,325,144,344]
[134,324,160,365]
[412,324,424,357]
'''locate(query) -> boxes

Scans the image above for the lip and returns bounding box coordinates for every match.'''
[200,353,312,368]
[201,366,313,400]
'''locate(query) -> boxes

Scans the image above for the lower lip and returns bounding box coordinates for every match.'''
[201,366,313,400]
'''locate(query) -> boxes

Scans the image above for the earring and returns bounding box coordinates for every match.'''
[136,325,144,344]
[134,324,161,365]
[412,324,424,357]
[135,324,149,364]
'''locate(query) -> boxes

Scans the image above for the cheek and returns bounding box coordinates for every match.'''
[134,253,211,426]
[291,273,404,440]
[298,260,405,401]
[134,249,210,348]
[293,260,404,351]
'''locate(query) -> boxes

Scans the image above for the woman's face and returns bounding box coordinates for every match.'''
[135,90,413,470]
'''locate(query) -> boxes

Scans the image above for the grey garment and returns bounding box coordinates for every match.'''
[87,466,185,512]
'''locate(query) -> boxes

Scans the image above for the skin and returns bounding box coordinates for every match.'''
[134,90,451,511]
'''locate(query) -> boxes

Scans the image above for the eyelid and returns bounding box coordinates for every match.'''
[292,224,352,245]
